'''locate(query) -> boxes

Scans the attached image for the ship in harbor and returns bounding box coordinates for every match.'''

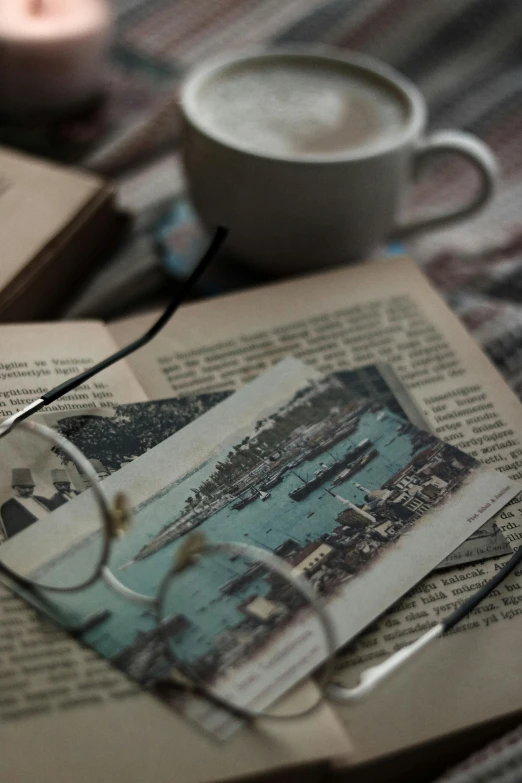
[303,419,359,461]
[231,487,272,509]
[289,460,342,501]
[231,489,259,510]
[330,448,379,487]
[288,439,373,501]
[259,468,287,491]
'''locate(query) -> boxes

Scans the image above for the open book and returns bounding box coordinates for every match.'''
[1,256,521,782]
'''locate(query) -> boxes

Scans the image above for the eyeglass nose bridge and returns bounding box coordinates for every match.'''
[108,492,132,538]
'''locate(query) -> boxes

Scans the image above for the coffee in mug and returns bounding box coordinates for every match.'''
[194,58,408,158]
[181,49,498,272]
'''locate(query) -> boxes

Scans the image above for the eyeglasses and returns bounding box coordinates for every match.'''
[0,227,336,720]
[0,226,521,720]
[0,417,337,720]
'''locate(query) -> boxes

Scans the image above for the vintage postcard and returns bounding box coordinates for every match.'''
[0,364,413,542]
[0,358,519,737]
[0,364,508,563]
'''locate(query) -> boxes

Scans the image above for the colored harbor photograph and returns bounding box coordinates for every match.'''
[1,359,516,733]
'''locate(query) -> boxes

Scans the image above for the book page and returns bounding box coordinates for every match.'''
[110,255,522,760]
[0,321,146,418]
[0,325,134,767]
[0,320,147,715]
[0,323,350,782]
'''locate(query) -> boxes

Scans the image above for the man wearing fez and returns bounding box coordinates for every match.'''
[1,468,53,538]
[49,469,81,510]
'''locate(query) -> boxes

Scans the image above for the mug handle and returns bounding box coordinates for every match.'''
[391,130,498,238]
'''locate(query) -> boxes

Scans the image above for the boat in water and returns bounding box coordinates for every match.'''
[330,448,379,487]
[289,460,342,500]
[342,438,370,461]
[285,457,305,470]
[289,439,373,501]
[232,489,259,510]
[259,470,286,490]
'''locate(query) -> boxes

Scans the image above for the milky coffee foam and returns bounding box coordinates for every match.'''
[194,58,409,158]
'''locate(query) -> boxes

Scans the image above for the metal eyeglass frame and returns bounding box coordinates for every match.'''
[0,225,520,710]
[0,227,336,720]
[0,419,337,720]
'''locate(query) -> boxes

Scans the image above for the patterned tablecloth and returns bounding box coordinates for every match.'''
[435,723,522,783]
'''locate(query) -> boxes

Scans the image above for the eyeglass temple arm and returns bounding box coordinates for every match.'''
[0,226,228,436]
[328,542,522,703]
[327,623,443,702]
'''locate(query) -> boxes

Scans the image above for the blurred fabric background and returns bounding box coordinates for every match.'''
[52,1,522,403]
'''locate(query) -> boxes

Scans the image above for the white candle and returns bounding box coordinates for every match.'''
[0,0,112,114]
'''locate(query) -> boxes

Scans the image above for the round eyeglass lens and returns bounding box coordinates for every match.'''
[156,539,337,719]
[0,420,110,591]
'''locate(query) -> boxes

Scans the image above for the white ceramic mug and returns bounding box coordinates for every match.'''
[180,48,498,272]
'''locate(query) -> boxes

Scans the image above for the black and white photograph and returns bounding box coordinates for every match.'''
[0,392,229,541]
